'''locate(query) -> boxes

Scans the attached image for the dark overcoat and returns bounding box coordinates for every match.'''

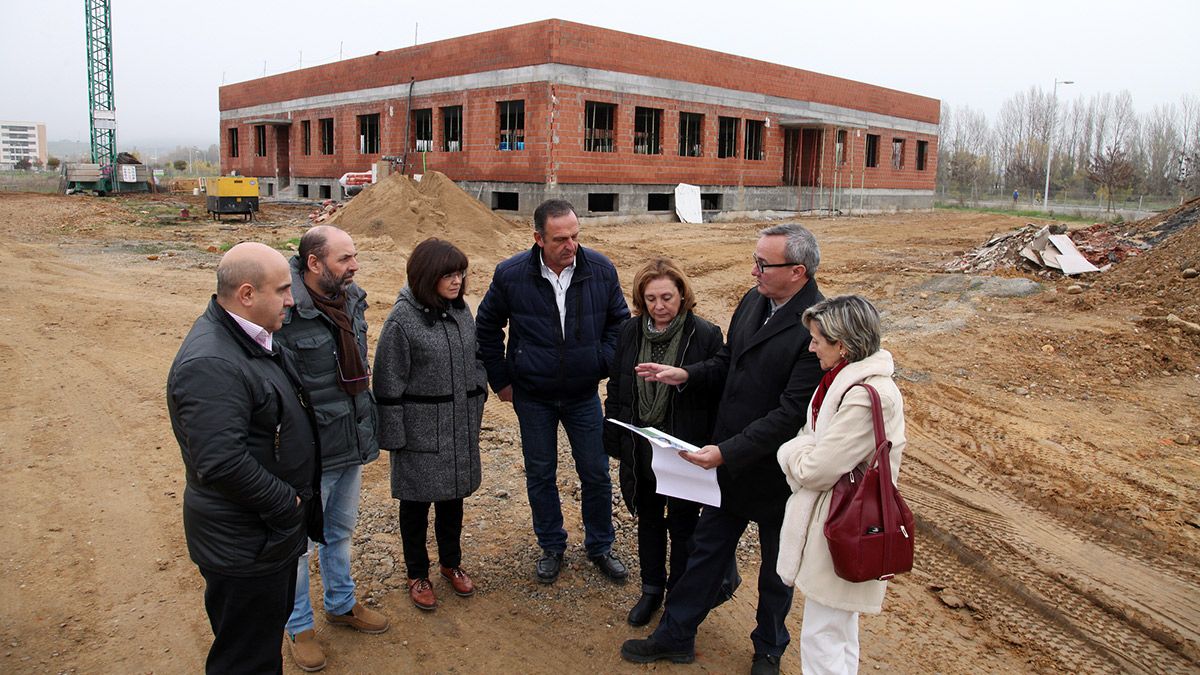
[684,279,824,523]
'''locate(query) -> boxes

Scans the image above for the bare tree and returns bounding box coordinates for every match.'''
[1088,145,1137,211]
[1141,103,1180,196]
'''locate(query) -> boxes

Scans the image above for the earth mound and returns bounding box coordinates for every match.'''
[329,170,523,257]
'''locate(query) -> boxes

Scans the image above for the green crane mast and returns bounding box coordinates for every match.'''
[85,0,116,182]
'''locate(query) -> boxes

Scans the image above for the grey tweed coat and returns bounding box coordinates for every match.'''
[373,286,486,502]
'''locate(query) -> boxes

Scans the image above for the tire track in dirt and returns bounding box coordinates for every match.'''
[901,379,1200,674]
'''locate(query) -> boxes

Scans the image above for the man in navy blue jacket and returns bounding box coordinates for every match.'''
[477,199,630,584]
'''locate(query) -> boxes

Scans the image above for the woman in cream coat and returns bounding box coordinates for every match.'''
[776,295,906,675]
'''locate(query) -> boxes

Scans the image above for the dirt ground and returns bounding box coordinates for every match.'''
[0,191,1196,674]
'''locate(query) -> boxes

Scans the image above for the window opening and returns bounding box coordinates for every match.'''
[588,193,618,212]
[491,191,519,210]
[916,140,928,171]
[302,120,311,156]
[254,125,266,157]
[892,138,905,170]
[634,107,662,155]
[718,117,739,158]
[679,112,703,157]
[498,101,525,150]
[647,193,672,211]
[411,109,433,152]
[228,127,239,158]
[744,120,764,160]
[442,106,462,152]
[865,134,879,168]
[358,114,380,154]
[585,102,616,152]
[836,130,847,165]
[320,118,334,155]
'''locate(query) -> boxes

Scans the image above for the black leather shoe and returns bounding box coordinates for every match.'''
[627,592,664,627]
[751,653,781,675]
[620,637,694,664]
[589,551,628,582]
[535,551,563,584]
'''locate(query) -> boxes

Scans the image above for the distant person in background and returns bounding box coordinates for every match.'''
[1013,189,1019,205]
[604,258,723,627]
[274,226,389,673]
[776,294,907,675]
[167,242,322,674]
[374,238,487,611]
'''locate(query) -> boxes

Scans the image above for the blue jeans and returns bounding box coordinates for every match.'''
[512,391,614,557]
[286,464,362,636]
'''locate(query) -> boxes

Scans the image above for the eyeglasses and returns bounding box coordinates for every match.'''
[752,256,799,274]
[440,270,467,281]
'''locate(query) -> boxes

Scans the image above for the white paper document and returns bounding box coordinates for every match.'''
[605,419,721,507]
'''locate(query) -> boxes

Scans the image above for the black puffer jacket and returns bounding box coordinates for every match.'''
[603,311,723,513]
[167,298,323,576]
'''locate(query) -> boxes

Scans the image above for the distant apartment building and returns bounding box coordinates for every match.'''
[219,20,939,215]
[0,121,48,169]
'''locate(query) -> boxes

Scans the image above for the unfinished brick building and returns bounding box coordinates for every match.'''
[218,19,939,216]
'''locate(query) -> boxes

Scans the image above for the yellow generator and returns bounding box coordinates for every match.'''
[204,176,260,221]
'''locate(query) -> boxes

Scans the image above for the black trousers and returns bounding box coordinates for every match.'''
[399,498,464,579]
[199,563,298,675]
[651,505,793,657]
[635,468,701,593]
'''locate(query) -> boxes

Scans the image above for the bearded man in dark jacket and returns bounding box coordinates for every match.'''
[167,242,323,674]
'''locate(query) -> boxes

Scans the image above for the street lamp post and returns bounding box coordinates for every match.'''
[1043,78,1074,212]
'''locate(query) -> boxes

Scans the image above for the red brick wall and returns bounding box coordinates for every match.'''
[219,20,938,125]
[221,83,938,191]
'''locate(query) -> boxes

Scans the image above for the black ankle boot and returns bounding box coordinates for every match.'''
[627,592,664,627]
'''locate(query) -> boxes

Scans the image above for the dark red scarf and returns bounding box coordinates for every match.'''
[810,359,849,427]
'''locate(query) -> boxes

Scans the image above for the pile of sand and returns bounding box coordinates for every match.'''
[329,170,524,257]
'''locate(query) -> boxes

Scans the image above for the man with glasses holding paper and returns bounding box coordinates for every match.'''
[622,224,824,675]
[275,225,389,672]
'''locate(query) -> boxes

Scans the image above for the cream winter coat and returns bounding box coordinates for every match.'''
[775,349,906,614]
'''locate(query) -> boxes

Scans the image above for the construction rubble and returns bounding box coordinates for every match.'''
[949,196,1200,278]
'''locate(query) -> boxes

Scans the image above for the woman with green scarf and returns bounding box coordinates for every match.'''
[604,258,723,628]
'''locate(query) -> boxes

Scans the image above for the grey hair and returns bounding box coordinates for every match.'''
[802,295,881,362]
[759,223,820,277]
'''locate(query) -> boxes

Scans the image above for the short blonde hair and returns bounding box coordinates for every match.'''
[802,295,881,362]
[631,258,697,317]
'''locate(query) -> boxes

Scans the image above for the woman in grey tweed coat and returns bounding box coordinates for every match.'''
[373,238,486,611]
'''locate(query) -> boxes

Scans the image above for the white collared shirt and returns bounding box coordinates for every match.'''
[226,310,273,351]
[539,252,576,334]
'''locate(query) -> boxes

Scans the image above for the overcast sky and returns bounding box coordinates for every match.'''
[4,0,1197,152]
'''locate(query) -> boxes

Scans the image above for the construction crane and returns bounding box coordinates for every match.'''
[64,0,148,195]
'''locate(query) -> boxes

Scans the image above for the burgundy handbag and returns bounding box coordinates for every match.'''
[823,382,914,582]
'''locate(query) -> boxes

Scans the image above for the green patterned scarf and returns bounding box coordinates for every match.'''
[636,312,687,427]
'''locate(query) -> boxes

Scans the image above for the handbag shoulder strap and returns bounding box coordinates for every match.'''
[843,382,887,467]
